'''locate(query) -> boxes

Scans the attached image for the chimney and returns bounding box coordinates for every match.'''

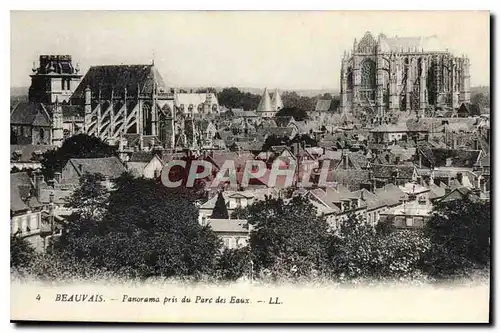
[342,153,349,169]
[47,179,55,188]
[54,172,62,183]
[84,86,91,113]
[429,168,435,186]
[34,173,44,199]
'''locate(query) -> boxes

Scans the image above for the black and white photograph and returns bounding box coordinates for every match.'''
[9,10,491,323]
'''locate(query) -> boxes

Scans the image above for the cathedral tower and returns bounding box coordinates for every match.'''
[29,55,82,104]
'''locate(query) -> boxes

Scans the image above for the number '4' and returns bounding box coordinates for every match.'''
[36,294,41,301]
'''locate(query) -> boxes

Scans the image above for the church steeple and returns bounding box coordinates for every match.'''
[271,88,284,111]
[257,88,272,117]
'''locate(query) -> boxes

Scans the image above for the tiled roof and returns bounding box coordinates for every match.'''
[351,189,386,210]
[71,64,167,101]
[319,149,342,161]
[328,170,370,191]
[10,172,34,212]
[315,99,332,112]
[418,148,481,168]
[67,157,126,179]
[371,163,415,179]
[128,151,155,163]
[11,102,51,126]
[374,184,406,207]
[206,218,249,233]
[258,127,295,138]
[11,144,56,163]
[370,123,408,132]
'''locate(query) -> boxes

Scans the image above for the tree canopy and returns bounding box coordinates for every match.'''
[41,134,117,179]
[211,192,229,219]
[275,107,309,121]
[55,174,221,279]
[246,196,330,278]
[423,197,491,279]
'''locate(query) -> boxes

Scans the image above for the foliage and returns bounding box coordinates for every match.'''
[471,92,490,108]
[230,206,248,219]
[217,87,261,111]
[246,196,330,279]
[290,134,318,147]
[375,217,396,236]
[275,106,308,121]
[65,172,110,221]
[262,135,290,151]
[41,134,117,179]
[328,214,430,281]
[10,235,35,269]
[215,247,251,280]
[281,91,316,112]
[211,192,229,219]
[423,198,491,279]
[55,174,222,279]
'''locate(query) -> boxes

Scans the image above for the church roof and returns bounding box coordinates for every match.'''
[70,64,167,101]
[379,35,446,53]
[10,101,51,126]
[270,89,284,111]
[257,88,272,112]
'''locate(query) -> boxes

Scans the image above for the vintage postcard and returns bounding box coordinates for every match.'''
[10,10,491,323]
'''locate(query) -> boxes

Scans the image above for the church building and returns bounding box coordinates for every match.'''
[340,32,471,120]
[256,88,284,118]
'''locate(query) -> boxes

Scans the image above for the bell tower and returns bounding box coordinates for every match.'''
[28,55,82,104]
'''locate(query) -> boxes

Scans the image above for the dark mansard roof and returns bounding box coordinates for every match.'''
[70,64,168,101]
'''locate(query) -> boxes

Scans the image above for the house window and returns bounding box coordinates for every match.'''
[30,214,38,231]
[39,128,45,141]
[406,217,413,227]
[223,238,230,248]
[235,198,242,208]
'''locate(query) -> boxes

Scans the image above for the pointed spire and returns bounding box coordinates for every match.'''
[271,88,284,111]
[257,88,272,112]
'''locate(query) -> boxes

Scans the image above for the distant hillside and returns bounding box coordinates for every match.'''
[470,86,490,96]
[11,86,29,97]
[176,86,339,97]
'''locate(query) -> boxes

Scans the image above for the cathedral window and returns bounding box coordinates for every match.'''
[361,59,376,89]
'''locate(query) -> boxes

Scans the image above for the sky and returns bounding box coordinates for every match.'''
[10,11,490,91]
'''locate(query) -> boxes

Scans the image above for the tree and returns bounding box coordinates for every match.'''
[290,134,317,147]
[211,192,229,219]
[41,134,117,179]
[281,91,316,112]
[10,235,35,269]
[217,87,261,111]
[262,135,290,151]
[328,214,430,281]
[275,107,309,121]
[246,196,330,279]
[65,172,110,221]
[471,92,489,108]
[216,247,251,280]
[56,175,222,279]
[423,197,491,279]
